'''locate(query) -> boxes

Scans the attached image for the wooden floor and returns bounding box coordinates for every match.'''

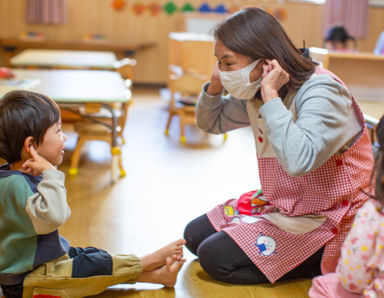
[2,87,312,297]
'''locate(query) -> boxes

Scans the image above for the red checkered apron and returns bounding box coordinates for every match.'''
[206,68,374,283]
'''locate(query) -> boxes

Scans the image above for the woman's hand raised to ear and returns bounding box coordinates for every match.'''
[261,59,290,103]
[22,146,55,176]
[207,62,224,96]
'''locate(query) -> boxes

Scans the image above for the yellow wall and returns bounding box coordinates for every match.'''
[0,0,383,84]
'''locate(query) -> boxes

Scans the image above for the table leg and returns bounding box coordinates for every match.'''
[102,104,120,183]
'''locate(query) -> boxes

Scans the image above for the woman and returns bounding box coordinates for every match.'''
[184,7,373,285]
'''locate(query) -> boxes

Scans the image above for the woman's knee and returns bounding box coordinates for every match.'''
[183,221,199,255]
[196,231,243,282]
[196,231,268,284]
[196,236,225,279]
[183,214,216,255]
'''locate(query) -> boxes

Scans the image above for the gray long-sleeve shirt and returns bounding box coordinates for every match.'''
[196,73,363,176]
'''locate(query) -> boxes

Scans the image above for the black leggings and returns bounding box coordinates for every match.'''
[184,214,324,284]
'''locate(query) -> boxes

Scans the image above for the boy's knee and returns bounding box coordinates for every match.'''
[70,248,113,278]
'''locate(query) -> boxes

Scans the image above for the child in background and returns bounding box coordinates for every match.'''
[324,25,357,52]
[309,115,384,297]
[0,90,186,298]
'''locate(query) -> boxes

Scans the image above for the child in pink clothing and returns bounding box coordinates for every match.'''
[309,116,384,298]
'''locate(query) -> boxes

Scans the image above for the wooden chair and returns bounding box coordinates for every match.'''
[165,68,228,143]
[68,83,132,178]
[67,57,136,178]
[165,69,207,143]
[166,32,228,143]
[115,57,137,81]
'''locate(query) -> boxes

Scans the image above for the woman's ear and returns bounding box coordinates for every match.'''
[250,59,265,82]
[23,137,36,156]
[257,59,266,68]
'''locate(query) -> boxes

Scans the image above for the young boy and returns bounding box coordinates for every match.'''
[0,90,186,298]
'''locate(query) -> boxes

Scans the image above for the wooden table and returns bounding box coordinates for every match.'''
[9,49,120,70]
[0,69,131,182]
[1,38,156,62]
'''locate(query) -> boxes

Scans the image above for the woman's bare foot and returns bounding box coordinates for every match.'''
[138,256,186,287]
[141,238,186,271]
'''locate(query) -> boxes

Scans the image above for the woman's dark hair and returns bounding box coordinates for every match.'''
[324,25,357,49]
[374,116,384,206]
[214,6,318,96]
[0,90,60,164]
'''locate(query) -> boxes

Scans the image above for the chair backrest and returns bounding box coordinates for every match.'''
[168,32,216,85]
[168,32,216,109]
[169,73,206,96]
[115,58,137,81]
[168,74,204,108]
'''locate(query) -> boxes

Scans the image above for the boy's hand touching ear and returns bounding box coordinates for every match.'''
[22,146,55,176]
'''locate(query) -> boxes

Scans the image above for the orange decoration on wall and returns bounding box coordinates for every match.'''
[112,0,126,11]
[274,8,287,21]
[264,8,273,15]
[148,2,162,16]
[132,2,147,15]
[228,5,240,14]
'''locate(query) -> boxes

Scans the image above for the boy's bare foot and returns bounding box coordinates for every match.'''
[138,256,186,287]
[141,238,186,271]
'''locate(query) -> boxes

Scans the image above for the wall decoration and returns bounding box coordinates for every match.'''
[214,4,228,14]
[274,8,286,21]
[228,5,240,14]
[181,3,195,12]
[112,0,126,11]
[148,2,162,15]
[198,3,212,13]
[163,1,178,15]
[263,7,274,15]
[132,2,147,15]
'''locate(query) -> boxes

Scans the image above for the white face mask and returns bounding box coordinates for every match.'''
[219,59,262,100]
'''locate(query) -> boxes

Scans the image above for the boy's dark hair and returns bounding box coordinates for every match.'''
[0,90,60,164]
